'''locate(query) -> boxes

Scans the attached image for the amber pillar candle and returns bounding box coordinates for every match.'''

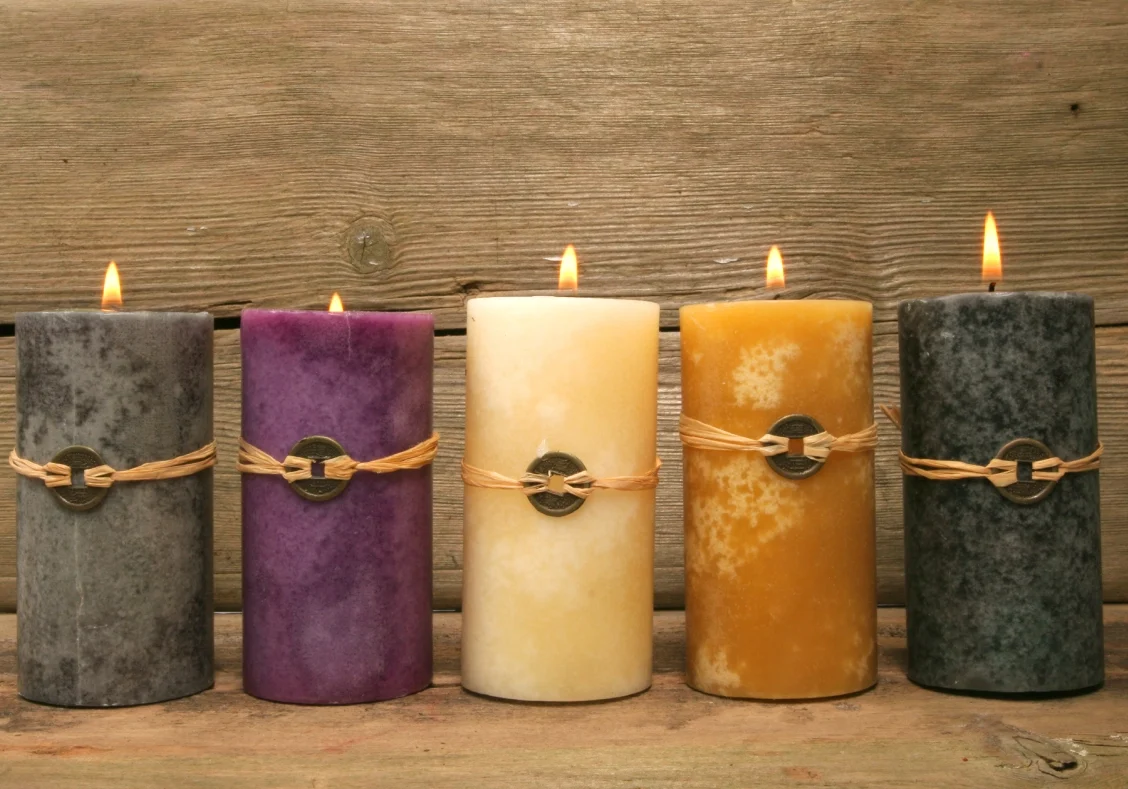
[681,300,876,699]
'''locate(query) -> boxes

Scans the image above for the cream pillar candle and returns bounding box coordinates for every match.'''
[462,293,659,701]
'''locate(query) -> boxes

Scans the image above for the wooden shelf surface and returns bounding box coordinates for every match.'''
[1,608,1126,787]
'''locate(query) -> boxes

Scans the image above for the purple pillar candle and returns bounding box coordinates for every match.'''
[241,307,434,704]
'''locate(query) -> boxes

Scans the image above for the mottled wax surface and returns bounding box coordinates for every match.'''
[16,311,214,707]
[681,301,876,699]
[241,309,433,704]
[899,292,1102,693]
[462,297,658,702]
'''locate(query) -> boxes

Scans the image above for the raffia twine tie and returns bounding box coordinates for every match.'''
[878,405,1102,489]
[8,442,217,489]
[237,433,439,482]
[679,414,877,462]
[460,458,661,500]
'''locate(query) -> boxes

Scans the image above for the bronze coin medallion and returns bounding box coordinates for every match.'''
[765,414,825,480]
[525,452,590,517]
[288,436,349,502]
[995,438,1058,505]
[50,445,110,512]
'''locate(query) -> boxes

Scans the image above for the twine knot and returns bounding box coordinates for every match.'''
[8,442,217,489]
[460,458,661,499]
[679,414,877,462]
[878,404,1101,489]
[237,434,439,482]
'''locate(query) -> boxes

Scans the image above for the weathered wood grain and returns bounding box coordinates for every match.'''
[0,609,1125,788]
[2,325,1127,611]
[1,0,1126,610]
[0,0,1126,329]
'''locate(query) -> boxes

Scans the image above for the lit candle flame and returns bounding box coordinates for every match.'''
[101,261,123,311]
[982,211,1002,286]
[328,292,344,312]
[766,245,785,289]
[558,245,578,292]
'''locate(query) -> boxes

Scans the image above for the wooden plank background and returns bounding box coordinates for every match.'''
[1,0,1126,610]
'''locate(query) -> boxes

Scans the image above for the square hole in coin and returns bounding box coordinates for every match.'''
[1017,460,1033,483]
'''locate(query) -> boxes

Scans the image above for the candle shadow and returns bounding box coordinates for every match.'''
[906,680,1105,700]
[460,685,654,707]
[682,681,878,705]
[14,682,217,710]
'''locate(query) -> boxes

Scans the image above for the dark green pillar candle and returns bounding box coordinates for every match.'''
[898,292,1102,693]
[16,311,214,707]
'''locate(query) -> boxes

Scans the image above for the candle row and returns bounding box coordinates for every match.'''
[10,225,1102,708]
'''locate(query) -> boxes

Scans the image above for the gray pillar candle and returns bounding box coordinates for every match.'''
[16,311,214,707]
[898,292,1103,693]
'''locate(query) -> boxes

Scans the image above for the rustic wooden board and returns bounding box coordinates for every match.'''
[2,0,1127,610]
[2,324,1127,611]
[0,608,1125,788]
[0,0,1126,329]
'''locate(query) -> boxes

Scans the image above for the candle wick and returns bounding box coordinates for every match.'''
[988,281,996,293]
